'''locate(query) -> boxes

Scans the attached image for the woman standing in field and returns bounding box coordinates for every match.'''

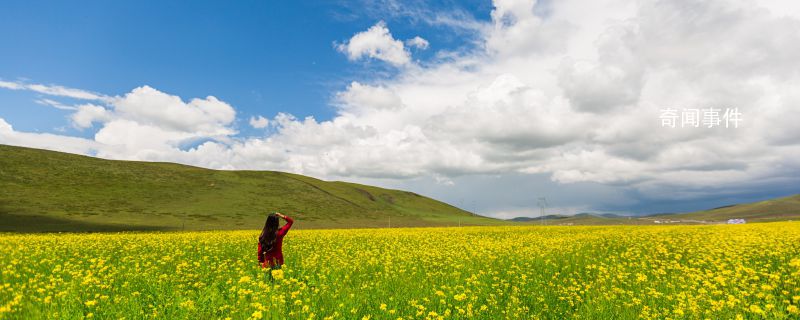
[258,212,294,270]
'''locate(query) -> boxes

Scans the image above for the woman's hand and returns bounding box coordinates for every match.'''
[275,212,286,219]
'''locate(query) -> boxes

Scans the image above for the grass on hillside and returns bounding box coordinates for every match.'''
[647,194,800,223]
[0,144,504,232]
[514,194,800,225]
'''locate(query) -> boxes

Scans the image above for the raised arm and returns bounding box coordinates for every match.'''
[276,212,294,235]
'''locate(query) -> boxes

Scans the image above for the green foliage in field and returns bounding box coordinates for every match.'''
[1,223,799,319]
[0,144,502,231]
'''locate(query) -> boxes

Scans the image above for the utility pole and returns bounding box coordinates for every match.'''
[538,197,548,226]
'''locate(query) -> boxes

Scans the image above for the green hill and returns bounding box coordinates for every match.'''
[509,213,653,225]
[0,144,504,232]
[509,195,800,225]
[647,194,800,223]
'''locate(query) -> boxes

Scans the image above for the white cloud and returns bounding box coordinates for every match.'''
[557,23,644,113]
[113,85,236,136]
[284,0,800,199]
[0,80,112,102]
[71,104,111,128]
[90,87,238,161]
[0,117,100,155]
[0,81,23,90]
[485,0,573,57]
[95,119,196,152]
[0,118,12,134]
[1,85,240,165]
[335,82,404,115]
[249,115,269,129]
[405,36,429,50]
[342,0,487,34]
[336,21,415,66]
[36,98,78,111]
[432,174,454,186]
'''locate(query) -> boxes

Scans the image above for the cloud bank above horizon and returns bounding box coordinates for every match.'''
[2,0,800,217]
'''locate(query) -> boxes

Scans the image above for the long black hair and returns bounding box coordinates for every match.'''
[259,213,280,252]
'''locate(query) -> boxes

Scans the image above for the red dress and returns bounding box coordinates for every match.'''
[258,215,293,268]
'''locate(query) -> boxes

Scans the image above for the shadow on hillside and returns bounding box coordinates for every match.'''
[0,212,171,233]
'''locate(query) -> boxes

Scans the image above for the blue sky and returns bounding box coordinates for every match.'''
[2,0,799,218]
[0,0,487,136]
[4,2,337,130]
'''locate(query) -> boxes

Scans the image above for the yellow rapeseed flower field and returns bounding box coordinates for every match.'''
[1,223,799,319]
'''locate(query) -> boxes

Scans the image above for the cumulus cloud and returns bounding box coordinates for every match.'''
[405,36,429,50]
[299,0,800,201]
[336,21,425,66]
[249,115,269,129]
[113,85,236,136]
[2,85,239,165]
[0,118,12,133]
[2,0,800,215]
[71,104,111,128]
[0,117,100,155]
[335,82,404,115]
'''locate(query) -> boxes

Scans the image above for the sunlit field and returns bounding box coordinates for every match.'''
[2,223,799,319]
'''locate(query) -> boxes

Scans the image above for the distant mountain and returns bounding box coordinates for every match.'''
[647,194,800,223]
[639,212,677,217]
[507,195,800,225]
[597,213,629,219]
[508,217,538,222]
[508,215,568,222]
[0,144,505,232]
[510,212,630,221]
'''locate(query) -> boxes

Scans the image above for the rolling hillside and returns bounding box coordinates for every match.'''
[646,194,800,223]
[0,144,503,232]
[509,213,654,225]
[509,195,800,225]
